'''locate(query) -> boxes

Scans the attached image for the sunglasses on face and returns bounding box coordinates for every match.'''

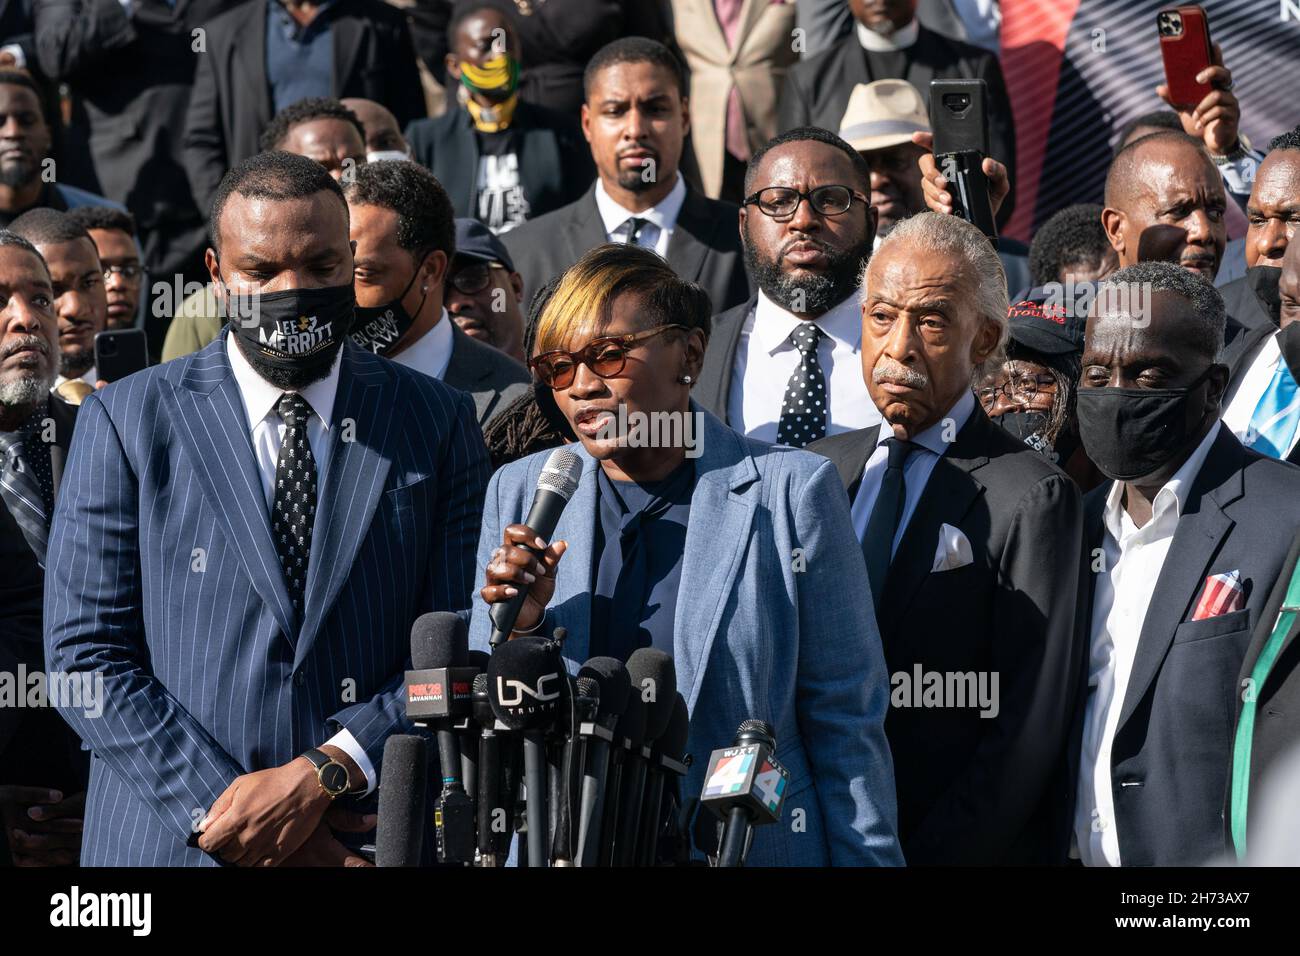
[529,324,691,389]
[448,261,503,296]
[742,184,869,222]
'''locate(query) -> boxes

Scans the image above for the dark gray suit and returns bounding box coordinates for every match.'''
[442,320,530,429]
[501,181,753,318]
[809,408,1086,864]
[694,294,754,425]
[1081,426,1300,865]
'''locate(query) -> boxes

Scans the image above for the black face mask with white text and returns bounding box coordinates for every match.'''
[223,282,356,389]
[350,267,425,355]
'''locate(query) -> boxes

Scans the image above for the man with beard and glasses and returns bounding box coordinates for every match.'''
[808,212,1085,864]
[344,161,528,427]
[695,127,880,446]
[0,231,89,868]
[503,37,751,316]
[43,151,491,866]
[0,72,121,230]
[9,208,107,398]
[1072,261,1300,867]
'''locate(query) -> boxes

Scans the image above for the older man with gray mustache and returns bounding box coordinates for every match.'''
[809,211,1087,865]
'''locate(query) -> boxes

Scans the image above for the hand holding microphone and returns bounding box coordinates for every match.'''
[481,525,567,637]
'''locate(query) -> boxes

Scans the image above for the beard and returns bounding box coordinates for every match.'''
[743,227,872,316]
[232,330,342,391]
[0,155,36,189]
[0,334,57,407]
[60,344,94,378]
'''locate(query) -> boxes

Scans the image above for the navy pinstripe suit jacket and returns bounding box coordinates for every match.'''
[43,332,491,866]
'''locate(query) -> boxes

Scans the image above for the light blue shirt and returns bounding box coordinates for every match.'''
[850,390,977,555]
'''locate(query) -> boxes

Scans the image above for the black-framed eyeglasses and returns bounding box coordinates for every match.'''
[104,264,143,282]
[529,324,691,389]
[448,261,504,296]
[742,184,869,221]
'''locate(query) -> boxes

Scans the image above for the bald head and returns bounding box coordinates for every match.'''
[341,98,406,156]
[1101,129,1227,281]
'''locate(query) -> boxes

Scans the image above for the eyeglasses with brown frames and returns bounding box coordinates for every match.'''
[529,324,692,389]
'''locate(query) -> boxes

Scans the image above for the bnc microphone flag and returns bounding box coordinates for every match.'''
[1000,0,1300,242]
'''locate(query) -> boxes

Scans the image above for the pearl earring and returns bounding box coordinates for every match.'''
[680,374,693,384]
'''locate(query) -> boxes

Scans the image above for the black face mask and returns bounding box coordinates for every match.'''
[1075,367,1214,482]
[350,267,426,355]
[224,282,356,390]
[993,408,1053,452]
[1246,265,1282,325]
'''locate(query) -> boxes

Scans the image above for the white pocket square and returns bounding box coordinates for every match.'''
[931,523,973,573]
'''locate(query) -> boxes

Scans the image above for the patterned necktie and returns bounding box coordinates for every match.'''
[623,216,651,248]
[714,0,750,161]
[1244,360,1300,459]
[272,393,318,616]
[776,323,828,447]
[0,405,55,567]
[861,437,917,611]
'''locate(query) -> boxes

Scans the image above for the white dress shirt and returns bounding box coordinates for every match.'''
[225,333,378,794]
[1073,421,1221,866]
[389,308,455,382]
[856,18,920,51]
[850,391,975,553]
[727,290,882,442]
[53,365,98,391]
[1221,331,1300,457]
[593,173,687,259]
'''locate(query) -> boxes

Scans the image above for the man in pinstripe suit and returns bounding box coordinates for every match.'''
[43,152,492,866]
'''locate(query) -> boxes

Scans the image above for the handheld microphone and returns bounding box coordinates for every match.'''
[599,691,646,867]
[574,657,630,867]
[488,635,567,866]
[404,612,476,864]
[613,649,676,866]
[550,675,598,866]
[637,692,690,866]
[459,650,490,801]
[701,720,790,867]
[375,734,427,867]
[488,447,583,646]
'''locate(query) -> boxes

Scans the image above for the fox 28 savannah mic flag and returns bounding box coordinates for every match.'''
[1000,0,1300,241]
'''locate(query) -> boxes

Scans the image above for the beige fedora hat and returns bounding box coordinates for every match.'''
[838,80,931,153]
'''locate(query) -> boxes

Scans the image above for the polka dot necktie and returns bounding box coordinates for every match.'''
[776,323,828,447]
[272,393,317,616]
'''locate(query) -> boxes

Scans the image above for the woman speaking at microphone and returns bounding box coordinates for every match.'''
[468,244,902,866]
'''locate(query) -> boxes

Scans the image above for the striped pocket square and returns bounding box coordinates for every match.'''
[1192,569,1246,621]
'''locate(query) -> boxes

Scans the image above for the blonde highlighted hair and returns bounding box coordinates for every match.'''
[533,243,712,357]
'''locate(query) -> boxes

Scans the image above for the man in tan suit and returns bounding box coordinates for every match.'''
[665,0,797,202]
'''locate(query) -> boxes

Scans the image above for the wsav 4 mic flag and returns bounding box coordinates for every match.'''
[700,720,790,868]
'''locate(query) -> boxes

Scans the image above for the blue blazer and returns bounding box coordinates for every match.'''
[468,408,903,866]
[44,333,491,866]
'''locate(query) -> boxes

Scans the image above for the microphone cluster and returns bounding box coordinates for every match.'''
[376,615,791,867]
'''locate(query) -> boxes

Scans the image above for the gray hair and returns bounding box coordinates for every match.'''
[863,211,1009,380]
[1095,260,1226,360]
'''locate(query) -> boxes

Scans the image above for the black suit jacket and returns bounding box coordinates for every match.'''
[182,0,424,216]
[0,396,88,853]
[809,409,1086,864]
[695,294,752,425]
[777,24,1017,224]
[501,181,753,318]
[404,102,593,226]
[1230,526,1300,855]
[1081,427,1300,865]
[441,320,530,428]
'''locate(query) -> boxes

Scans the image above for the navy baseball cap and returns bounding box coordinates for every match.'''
[1006,284,1091,356]
[453,218,515,273]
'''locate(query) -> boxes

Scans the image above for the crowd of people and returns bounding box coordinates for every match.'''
[1,0,1299,868]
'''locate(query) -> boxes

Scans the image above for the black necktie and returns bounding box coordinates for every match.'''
[0,405,55,567]
[271,393,318,616]
[624,216,649,246]
[776,323,827,447]
[862,437,916,610]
